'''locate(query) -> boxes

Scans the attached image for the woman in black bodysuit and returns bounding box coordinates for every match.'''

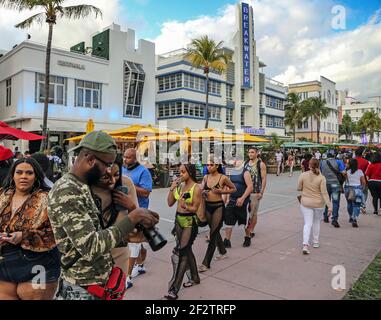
[198,157,236,272]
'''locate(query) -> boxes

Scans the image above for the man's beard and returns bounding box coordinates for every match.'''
[86,164,103,186]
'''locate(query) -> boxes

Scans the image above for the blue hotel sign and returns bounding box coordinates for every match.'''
[242,3,251,88]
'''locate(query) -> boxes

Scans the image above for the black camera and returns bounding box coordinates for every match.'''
[136,216,167,252]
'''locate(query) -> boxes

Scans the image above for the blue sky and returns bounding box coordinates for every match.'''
[121,0,381,39]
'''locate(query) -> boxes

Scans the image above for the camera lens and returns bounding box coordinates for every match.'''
[136,224,167,252]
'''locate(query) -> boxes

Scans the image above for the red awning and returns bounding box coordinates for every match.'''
[0,121,45,141]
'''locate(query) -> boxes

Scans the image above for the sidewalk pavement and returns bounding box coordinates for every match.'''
[126,199,381,300]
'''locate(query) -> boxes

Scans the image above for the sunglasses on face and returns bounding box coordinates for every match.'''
[93,155,114,170]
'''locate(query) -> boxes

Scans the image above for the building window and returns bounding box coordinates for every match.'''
[158,73,182,91]
[266,116,273,127]
[75,80,101,109]
[158,101,206,119]
[123,61,145,118]
[226,108,233,125]
[241,89,245,102]
[303,121,308,129]
[241,107,245,126]
[259,93,263,107]
[184,74,206,92]
[208,106,221,121]
[208,81,221,95]
[260,115,263,128]
[226,84,233,101]
[6,78,11,106]
[37,73,66,105]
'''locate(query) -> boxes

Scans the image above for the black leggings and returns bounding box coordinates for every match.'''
[202,201,226,268]
[168,217,199,294]
[368,181,381,212]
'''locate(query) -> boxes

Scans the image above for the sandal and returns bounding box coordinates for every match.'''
[164,291,178,300]
[183,280,200,288]
[198,264,209,273]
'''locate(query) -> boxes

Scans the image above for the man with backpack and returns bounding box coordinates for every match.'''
[243,147,267,247]
[320,152,346,228]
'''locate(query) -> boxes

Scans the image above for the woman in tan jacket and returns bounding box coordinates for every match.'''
[297,159,332,254]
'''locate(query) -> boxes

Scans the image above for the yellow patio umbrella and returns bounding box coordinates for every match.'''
[108,124,177,137]
[85,119,94,134]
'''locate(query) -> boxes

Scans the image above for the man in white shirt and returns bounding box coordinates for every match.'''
[315,150,321,160]
[275,150,283,176]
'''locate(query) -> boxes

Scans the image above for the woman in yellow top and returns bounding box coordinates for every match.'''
[165,164,202,300]
[297,158,332,255]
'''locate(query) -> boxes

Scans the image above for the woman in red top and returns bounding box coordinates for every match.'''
[365,152,381,215]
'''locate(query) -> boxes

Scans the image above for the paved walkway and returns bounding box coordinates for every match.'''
[127,177,381,300]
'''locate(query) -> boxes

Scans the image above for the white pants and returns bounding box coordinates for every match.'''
[300,205,324,246]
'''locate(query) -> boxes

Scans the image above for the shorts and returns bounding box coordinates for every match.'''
[128,242,147,258]
[0,244,60,283]
[249,194,261,220]
[224,203,248,226]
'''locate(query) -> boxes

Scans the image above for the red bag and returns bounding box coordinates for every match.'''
[87,267,126,300]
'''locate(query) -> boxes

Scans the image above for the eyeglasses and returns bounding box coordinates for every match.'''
[93,155,114,170]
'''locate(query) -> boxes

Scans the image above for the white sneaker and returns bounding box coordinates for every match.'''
[313,243,320,248]
[215,253,228,261]
[131,265,140,278]
[131,263,146,278]
[126,276,133,289]
[302,245,310,255]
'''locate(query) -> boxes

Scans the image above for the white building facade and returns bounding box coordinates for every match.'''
[341,96,381,143]
[288,76,339,143]
[156,3,273,136]
[259,76,287,137]
[0,23,155,152]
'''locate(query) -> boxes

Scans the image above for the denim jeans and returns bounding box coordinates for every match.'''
[324,183,341,221]
[344,185,364,220]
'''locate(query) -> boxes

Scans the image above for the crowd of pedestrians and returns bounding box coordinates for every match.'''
[0,133,380,300]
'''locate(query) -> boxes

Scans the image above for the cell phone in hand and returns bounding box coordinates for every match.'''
[182,192,191,200]
[115,185,129,212]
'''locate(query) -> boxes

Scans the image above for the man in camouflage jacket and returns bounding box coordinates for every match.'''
[48,131,159,299]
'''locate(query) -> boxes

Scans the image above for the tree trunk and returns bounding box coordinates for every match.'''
[310,117,313,142]
[40,23,54,152]
[204,74,209,129]
[317,119,320,144]
[293,126,296,142]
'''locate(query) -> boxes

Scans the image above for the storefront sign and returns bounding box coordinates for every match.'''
[243,128,265,136]
[58,60,85,70]
[242,3,251,88]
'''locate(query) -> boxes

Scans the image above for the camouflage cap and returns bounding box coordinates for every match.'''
[68,131,117,154]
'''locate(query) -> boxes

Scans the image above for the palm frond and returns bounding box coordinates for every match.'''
[0,0,40,11]
[15,11,45,28]
[60,4,102,20]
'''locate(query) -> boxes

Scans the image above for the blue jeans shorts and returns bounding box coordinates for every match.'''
[0,244,60,283]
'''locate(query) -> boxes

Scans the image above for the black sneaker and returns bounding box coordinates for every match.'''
[349,218,354,223]
[352,220,358,228]
[250,232,255,238]
[323,216,329,223]
[374,211,379,215]
[243,236,251,247]
[223,238,231,248]
[332,220,340,228]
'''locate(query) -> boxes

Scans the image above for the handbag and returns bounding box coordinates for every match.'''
[326,160,345,186]
[86,267,126,300]
[345,174,356,201]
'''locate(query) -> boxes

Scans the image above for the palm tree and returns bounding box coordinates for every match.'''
[284,92,303,142]
[185,36,231,128]
[357,111,381,144]
[339,113,355,141]
[0,0,102,151]
[301,97,330,143]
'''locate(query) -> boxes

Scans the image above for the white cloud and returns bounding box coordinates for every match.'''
[152,0,381,99]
